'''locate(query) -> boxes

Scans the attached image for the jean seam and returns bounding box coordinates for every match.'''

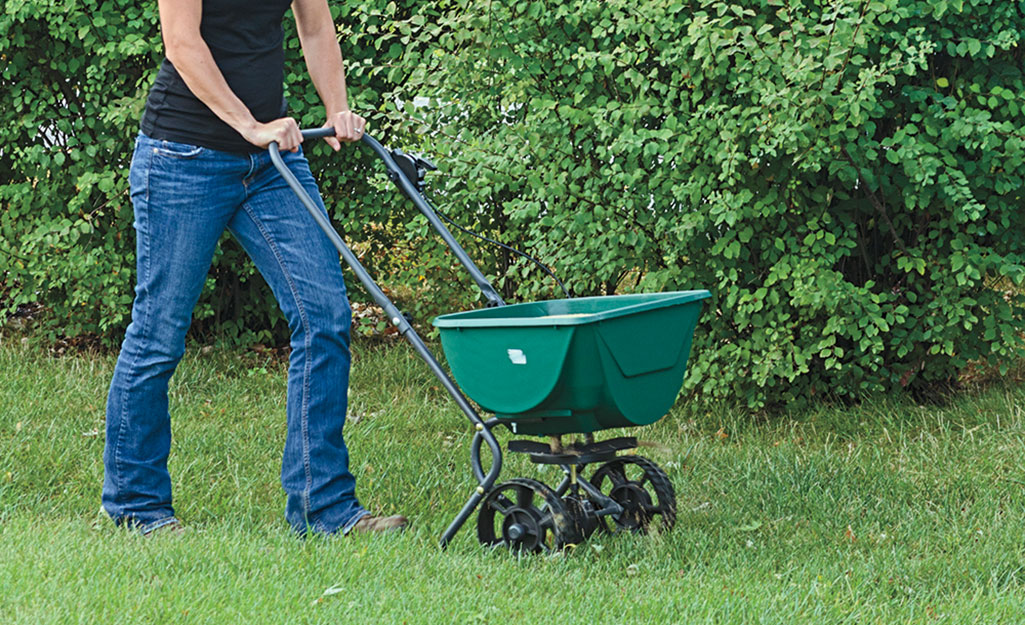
[341,509,371,535]
[239,201,315,521]
[113,147,154,510]
[139,516,179,535]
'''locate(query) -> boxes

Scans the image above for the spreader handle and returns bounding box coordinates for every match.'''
[300,127,337,140]
[269,130,504,548]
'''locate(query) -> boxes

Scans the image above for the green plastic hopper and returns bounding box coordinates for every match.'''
[433,290,711,436]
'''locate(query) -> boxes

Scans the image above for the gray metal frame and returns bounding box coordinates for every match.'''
[269,128,502,547]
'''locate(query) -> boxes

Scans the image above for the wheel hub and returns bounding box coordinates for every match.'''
[501,507,543,550]
[563,495,600,541]
[609,483,653,530]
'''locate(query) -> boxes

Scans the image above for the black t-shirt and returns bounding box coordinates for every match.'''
[140,0,293,153]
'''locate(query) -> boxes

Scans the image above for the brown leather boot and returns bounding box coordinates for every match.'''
[350,514,409,534]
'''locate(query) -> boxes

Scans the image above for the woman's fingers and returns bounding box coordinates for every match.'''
[279,117,302,152]
[326,110,367,145]
[244,117,304,151]
[242,117,300,150]
[322,122,342,151]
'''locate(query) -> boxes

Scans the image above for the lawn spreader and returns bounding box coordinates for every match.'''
[270,128,710,551]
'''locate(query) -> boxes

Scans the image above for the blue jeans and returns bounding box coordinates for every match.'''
[102,134,368,535]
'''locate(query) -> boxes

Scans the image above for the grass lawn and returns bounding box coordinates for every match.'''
[1,335,1024,624]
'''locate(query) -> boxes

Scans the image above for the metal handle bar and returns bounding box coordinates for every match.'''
[268,130,503,548]
[300,127,336,139]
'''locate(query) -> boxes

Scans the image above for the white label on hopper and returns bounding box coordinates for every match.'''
[507,349,527,365]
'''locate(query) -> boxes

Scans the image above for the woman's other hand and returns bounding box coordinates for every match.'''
[322,110,366,151]
[241,117,303,151]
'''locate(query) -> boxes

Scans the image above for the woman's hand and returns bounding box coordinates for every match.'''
[322,110,366,151]
[241,117,304,151]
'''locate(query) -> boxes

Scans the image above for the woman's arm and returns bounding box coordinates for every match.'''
[292,0,365,151]
[157,0,302,150]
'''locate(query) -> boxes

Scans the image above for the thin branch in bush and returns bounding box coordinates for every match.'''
[837,0,871,84]
[839,146,910,257]
[816,4,841,91]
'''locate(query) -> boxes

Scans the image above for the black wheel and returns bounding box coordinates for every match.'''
[589,455,676,533]
[477,478,576,552]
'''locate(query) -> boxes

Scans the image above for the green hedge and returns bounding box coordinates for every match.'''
[3,0,1024,408]
[394,0,1025,407]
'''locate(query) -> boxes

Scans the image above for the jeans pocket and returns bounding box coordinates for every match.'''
[153,139,205,159]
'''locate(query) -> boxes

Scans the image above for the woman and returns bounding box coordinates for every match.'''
[101,0,407,535]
